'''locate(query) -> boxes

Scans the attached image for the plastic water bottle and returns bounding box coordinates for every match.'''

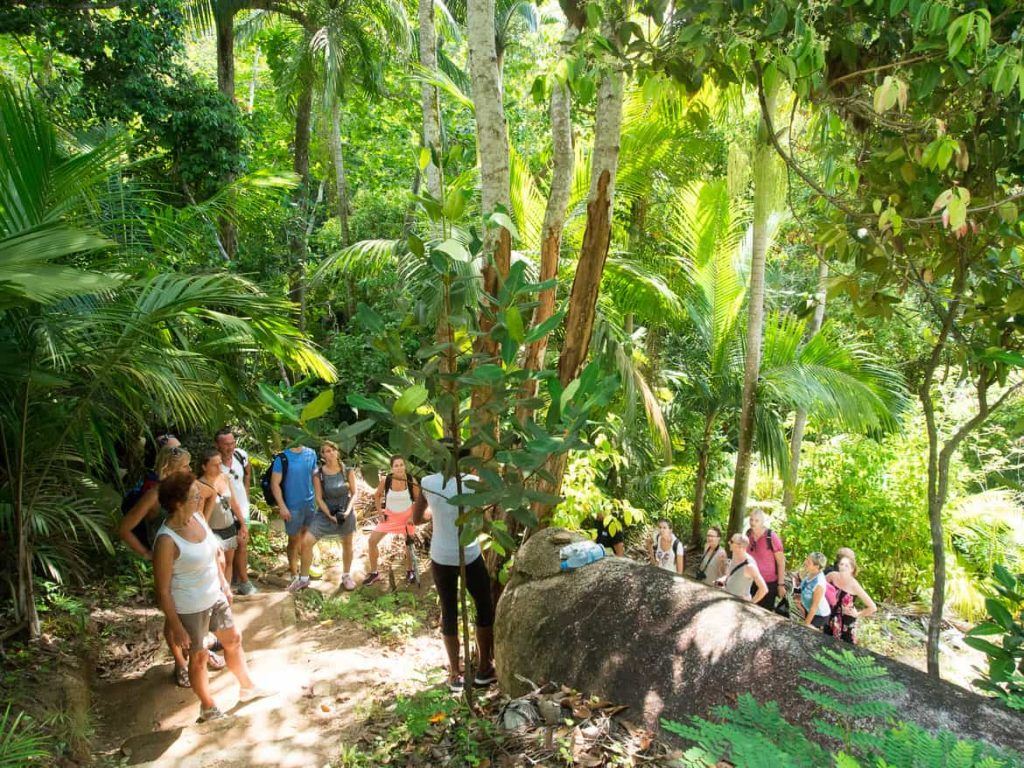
[559,541,605,571]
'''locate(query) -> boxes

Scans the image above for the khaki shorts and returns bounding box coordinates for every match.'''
[179,598,234,650]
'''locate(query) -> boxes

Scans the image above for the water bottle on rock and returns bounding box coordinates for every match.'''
[559,541,605,571]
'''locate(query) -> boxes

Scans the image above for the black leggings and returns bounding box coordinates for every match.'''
[432,556,494,636]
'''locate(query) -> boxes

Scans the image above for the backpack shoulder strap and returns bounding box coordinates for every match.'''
[234,450,246,468]
[673,537,683,555]
[766,529,776,552]
[728,560,747,579]
[384,473,393,495]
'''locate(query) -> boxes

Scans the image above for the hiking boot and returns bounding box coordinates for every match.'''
[342,574,356,591]
[197,705,227,723]
[363,571,381,586]
[287,576,310,592]
[448,676,465,694]
[235,581,258,596]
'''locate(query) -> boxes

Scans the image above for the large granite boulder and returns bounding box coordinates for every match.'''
[495,528,1024,753]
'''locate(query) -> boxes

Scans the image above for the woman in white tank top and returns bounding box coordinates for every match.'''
[364,455,420,586]
[153,471,271,722]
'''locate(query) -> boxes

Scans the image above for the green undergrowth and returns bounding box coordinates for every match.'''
[664,648,1022,767]
[335,679,501,768]
[297,588,427,643]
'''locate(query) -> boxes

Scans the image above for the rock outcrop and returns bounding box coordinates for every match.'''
[495,528,1024,753]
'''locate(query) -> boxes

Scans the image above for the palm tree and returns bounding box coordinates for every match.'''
[308,0,411,244]
[0,80,335,639]
[665,181,905,543]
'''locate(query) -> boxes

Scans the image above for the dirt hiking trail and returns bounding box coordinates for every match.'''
[93,543,446,767]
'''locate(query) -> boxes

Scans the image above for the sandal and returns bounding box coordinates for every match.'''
[207,650,226,670]
[175,665,191,688]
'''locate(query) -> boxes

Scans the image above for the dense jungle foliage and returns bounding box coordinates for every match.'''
[1,0,1023,707]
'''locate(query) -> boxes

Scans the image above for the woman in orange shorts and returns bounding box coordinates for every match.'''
[363,455,420,585]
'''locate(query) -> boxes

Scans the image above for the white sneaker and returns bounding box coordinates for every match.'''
[287,576,310,592]
[239,685,274,703]
[342,574,356,591]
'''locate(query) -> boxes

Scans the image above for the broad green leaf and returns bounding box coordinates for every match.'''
[300,389,334,423]
[435,238,471,262]
[947,15,971,59]
[985,598,1017,632]
[258,383,301,423]
[765,5,788,35]
[947,196,967,229]
[393,383,429,416]
[347,393,390,414]
[418,146,431,172]
[963,636,1012,660]
[505,306,525,343]
[525,309,566,343]
[560,379,581,412]
[487,211,520,239]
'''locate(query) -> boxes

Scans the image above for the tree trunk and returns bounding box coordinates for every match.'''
[247,46,260,113]
[288,71,314,330]
[782,257,829,513]
[727,91,777,537]
[467,0,512,459]
[557,70,624,387]
[419,0,443,200]
[13,378,40,639]
[329,99,351,246]
[517,33,575,425]
[215,10,238,259]
[467,0,511,281]
[690,414,716,546]
[534,68,625,525]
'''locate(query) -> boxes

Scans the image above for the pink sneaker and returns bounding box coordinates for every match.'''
[342,574,356,591]
[287,576,310,592]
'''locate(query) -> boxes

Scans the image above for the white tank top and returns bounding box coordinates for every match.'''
[385,481,413,511]
[156,514,223,614]
[724,554,756,599]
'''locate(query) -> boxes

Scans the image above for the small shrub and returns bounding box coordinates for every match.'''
[965,564,1024,711]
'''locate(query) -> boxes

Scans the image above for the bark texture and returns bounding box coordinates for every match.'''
[288,71,315,329]
[517,36,575,425]
[329,99,350,246]
[556,69,624,387]
[496,528,1024,753]
[419,0,443,199]
[215,10,238,259]
[782,257,829,513]
[533,68,624,525]
[727,103,776,537]
[690,414,716,545]
[467,0,512,279]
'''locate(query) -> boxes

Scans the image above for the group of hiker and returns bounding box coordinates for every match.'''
[605,506,877,643]
[118,431,495,719]
[118,429,875,721]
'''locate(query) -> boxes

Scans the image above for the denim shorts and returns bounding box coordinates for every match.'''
[283,504,315,536]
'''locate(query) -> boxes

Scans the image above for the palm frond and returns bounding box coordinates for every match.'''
[601,255,686,323]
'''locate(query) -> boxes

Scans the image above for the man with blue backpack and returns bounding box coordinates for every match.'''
[266,441,319,592]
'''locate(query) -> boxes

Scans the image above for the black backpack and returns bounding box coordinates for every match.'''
[746,527,779,552]
[260,452,288,506]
